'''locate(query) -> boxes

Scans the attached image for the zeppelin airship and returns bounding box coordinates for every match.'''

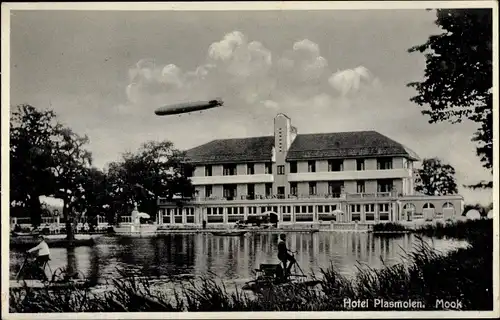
[154,98,224,116]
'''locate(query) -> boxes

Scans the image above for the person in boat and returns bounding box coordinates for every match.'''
[27,235,51,278]
[277,233,296,278]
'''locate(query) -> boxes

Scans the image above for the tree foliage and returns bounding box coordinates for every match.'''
[463,202,492,217]
[10,105,60,226]
[407,9,492,187]
[106,141,194,223]
[415,158,458,196]
[49,127,93,240]
[10,104,94,240]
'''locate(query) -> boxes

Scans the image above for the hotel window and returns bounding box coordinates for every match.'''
[377,158,393,170]
[350,204,361,222]
[205,185,213,198]
[247,184,255,198]
[379,204,390,221]
[239,207,244,214]
[247,163,255,175]
[318,206,323,213]
[356,181,365,193]
[309,182,317,195]
[205,165,212,176]
[289,161,297,173]
[365,204,375,221]
[223,185,236,199]
[328,181,344,196]
[265,163,273,174]
[277,165,285,175]
[377,179,393,193]
[308,160,316,172]
[290,182,298,195]
[328,159,344,172]
[406,161,413,170]
[277,186,285,196]
[356,159,365,171]
[265,183,273,196]
[223,164,237,176]
[308,205,314,213]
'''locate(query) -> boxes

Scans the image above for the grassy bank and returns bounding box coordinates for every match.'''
[10,219,494,312]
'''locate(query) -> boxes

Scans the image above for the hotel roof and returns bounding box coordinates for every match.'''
[185,131,420,164]
[185,136,275,165]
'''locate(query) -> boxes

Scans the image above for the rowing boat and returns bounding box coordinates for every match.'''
[242,263,321,294]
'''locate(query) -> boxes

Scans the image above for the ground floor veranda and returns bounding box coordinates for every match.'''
[156,195,463,226]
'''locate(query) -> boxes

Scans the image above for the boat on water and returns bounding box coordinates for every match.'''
[113,206,158,236]
[211,230,248,237]
[242,263,321,294]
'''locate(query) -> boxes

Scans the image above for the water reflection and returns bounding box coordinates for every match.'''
[10,232,468,284]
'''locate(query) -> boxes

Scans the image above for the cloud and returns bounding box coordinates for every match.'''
[208,31,246,61]
[328,66,380,96]
[124,31,379,114]
[279,39,329,83]
[262,100,279,109]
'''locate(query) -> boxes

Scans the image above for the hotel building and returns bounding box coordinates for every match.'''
[157,114,464,227]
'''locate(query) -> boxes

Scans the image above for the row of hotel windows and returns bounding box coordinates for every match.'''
[205,163,273,176]
[204,205,340,215]
[350,204,391,221]
[160,203,454,219]
[162,208,195,216]
[204,180,394,198]
[203,158,404,176]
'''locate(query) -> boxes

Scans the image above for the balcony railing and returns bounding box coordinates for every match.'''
[158,192,401,204]
[187,193,346,202]
[346,192,395,199]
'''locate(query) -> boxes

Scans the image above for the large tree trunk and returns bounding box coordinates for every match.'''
[28,194,42,227]
[63,201,75,245]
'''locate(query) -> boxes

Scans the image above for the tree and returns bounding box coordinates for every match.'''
[71,167,110,228]
[49,127,93,242]
[407,9,492,188]
[106,140,194,223]
[10,105,60,226]
[415,158,458,196]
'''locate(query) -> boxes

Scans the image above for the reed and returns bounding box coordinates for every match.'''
[10,219,493,312]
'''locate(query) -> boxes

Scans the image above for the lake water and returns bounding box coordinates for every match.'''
[10,232,468,287]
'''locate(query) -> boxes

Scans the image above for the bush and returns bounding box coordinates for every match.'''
[372,222,410,232]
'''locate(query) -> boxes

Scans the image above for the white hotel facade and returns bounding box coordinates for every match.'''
[157,114,463,227]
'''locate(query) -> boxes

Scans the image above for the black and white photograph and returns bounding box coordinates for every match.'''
[1,1,498,318]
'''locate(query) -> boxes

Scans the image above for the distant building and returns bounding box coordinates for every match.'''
[156,113,463,226]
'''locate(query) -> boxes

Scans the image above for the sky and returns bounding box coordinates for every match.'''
[9,8,493,205]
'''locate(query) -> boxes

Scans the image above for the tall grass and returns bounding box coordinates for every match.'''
[10,219,493,312]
